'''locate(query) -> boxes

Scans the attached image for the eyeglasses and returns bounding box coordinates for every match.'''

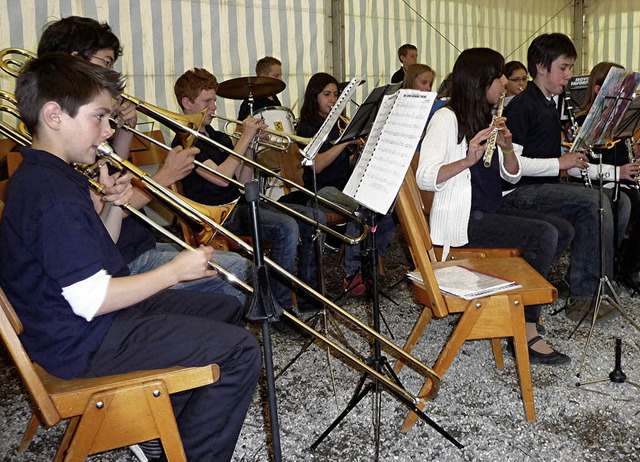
[91,55,114,68]
[508,77,528,83]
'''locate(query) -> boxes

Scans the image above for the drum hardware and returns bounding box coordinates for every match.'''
[216,75,286,100]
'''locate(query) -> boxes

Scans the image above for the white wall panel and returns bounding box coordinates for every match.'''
[1,1,639,134]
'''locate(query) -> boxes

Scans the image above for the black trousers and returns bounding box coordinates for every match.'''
[83,289,262,462]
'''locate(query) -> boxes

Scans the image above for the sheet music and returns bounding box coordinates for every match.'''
[571,68,640,151]
[301,77,363,164]
[343,89,436,214]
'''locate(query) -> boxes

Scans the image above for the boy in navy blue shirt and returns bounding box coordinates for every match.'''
[1,53,260,462]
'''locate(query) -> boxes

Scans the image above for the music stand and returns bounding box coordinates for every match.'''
[333,82,401,145]
[568,86,640,380]
[310,89,451,459]
[243,180,284,462]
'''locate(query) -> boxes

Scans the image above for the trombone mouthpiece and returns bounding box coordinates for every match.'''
[96,142,116,158]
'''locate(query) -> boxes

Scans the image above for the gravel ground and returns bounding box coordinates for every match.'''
[1,231,639,461]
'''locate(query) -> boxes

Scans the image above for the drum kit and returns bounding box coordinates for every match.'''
[217,75,296,172]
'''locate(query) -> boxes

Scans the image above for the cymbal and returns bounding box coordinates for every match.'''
[217,76,286,100]
[339,79,366,93]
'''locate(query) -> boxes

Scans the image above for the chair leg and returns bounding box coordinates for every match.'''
[142,382,187,462]
[490,338,504,371]
[511,306,535,422]
[17,412,41,453]
[55,417,80,462]
[393,307,433,374]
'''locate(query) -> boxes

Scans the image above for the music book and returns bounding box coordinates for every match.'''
[407,265,522,300]
[571,68,640,151]
[301,77,363,164]
[342,89,436,215]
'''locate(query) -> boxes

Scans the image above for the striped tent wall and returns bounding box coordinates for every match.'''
[0,1,639,133]
[0,0,332,135]
[587,0,640,73]
[344,0,574,104]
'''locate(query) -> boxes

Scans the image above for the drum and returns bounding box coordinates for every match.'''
[252,106,296,169]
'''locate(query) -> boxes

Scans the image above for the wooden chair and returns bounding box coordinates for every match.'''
[0,287,219,461]
[394,172,557,431]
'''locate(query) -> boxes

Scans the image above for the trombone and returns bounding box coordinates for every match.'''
[111,108,364,245]
[0,47,367,244]
[0,91,31,146]
[1,91,448,441]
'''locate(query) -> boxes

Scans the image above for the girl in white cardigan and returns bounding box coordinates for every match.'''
[416,48,573,366]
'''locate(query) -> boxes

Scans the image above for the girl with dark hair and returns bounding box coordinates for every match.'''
[296,72,396,295]
[504,60,528,99]
[416,48,572,365]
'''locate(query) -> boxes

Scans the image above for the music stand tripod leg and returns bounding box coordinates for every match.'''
[576,338,638,389]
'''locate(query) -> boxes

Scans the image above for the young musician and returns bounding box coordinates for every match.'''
[503,33,628,322]
[504,60,528,106]
[575,62,640,279]
[37,16,253,306]
[2,53,261,461]
[416,47,572,365]
[296,72,396,295]
[238,56,283,121]
[174,68,325,310]
[391,43,418,83]
[402,63,435,92]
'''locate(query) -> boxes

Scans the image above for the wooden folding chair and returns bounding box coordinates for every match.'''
[0,288,219,461]
[394,172,557,431]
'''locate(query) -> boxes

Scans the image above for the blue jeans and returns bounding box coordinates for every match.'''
[316,186,396,276]
[128,243,251,306]
[466,208,573,322]
[503,182,627,300]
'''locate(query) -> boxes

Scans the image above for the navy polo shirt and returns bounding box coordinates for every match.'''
[504,82,563,187]
[297,120,353,191]
[0,148,128,379]
[172,126,242,206]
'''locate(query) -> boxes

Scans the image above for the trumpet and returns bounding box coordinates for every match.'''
[215,113,312,152]
[482,90,506,168]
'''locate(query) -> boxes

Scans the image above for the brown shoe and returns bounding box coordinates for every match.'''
[565,298,620,322]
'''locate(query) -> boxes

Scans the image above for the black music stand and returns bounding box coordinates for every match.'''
[310,88,460,457]
[567,89,640,380]
[310,210,463,459]
[333,82,401,145]
[244,180,284,462]
[277,82,405,379]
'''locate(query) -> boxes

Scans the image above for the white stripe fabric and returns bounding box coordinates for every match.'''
[0,1,638,132]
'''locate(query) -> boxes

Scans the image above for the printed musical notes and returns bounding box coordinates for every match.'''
[343,89,436,214]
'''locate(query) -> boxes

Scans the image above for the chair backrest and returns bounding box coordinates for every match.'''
[395,172,449,317]
[278,144,304,195]
[0,288,62,426]
[129,130,168,167]
[409,152,434,215]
